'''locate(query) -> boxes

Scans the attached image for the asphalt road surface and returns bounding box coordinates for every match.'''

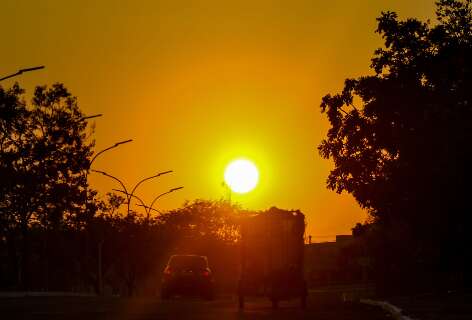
[0,294,389,320]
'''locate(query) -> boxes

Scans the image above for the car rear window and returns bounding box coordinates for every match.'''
[169,255,207,269]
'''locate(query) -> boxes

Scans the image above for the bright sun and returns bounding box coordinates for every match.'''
[224,159,259,194]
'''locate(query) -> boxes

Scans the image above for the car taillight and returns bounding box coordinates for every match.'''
[164,267,172,275]
[202,270,210,277]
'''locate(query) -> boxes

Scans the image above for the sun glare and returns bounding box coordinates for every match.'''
[224,159,259,194]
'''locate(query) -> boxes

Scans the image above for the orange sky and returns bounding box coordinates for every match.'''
[1,0,435,241]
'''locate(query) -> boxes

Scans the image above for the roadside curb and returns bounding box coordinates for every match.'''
[0,292,96,298]
[360,299,416,320]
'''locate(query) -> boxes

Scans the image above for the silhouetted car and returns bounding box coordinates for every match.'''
[161,255,214,300]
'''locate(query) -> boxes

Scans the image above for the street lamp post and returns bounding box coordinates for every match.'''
[222,181,232,203]
[126,171,173,217]
[85,139,133,212]
[89,169,129,297]
[90,170,179,294]
[90,169,173,296]
[85,139,132,296]
[89,139,133,167]
[148,187,184,217]
[92,170,173,217]
[0,65,45,82]
[113,187,184,219]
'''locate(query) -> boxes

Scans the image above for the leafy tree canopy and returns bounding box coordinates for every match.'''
[0,83,94,235]
[319,0,471,233]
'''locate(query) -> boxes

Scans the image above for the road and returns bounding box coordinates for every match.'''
[0,294,389,320]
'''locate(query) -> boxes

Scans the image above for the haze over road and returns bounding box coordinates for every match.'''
[0,294,388,320]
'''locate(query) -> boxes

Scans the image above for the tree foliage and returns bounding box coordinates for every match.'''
[0,83,94,288]
[1,83,94,233]
[159,199,242,243]
[319,0,472,291]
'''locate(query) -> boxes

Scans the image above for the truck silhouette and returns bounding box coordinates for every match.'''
[238,207,307,309]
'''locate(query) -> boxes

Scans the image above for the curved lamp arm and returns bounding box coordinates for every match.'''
[126,170,172,216]
[79,114,103,121]
[128,170,173,198]
[89,139,133,167]
[91,169,129,195]
[149,186,184,213]
[0,65,45,82]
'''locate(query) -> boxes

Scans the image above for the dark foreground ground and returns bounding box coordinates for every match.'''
[0,293,389,320]
[390,291,472,320]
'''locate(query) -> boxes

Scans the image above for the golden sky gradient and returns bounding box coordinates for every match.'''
[1,0,435,240]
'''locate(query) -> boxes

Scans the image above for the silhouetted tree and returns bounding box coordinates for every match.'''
[0,83,94,288]
[319,0,472,293]
[159,199,241,243]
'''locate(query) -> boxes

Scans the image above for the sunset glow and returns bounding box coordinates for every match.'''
[0,0,436,239]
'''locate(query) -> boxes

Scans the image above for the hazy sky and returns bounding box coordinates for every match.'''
[1,0,436,240]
